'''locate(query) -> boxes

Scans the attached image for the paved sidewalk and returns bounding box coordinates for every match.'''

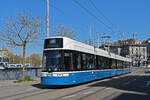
[0,78,40,88]
[0,80,16,87]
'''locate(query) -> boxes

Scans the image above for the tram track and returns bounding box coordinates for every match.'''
[54,73,135,100]
[18,75,129,100]
[17,75,130,100]
[10,84,96,100]
[54,87,107,100]
[0,68,149,100]
[0,70,137,100]
[0,86,58,100]
[16,86,92,100]
[0,81,106,100]
[15,89,57,100]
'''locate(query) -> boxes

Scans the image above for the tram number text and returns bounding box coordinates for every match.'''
[53,73,69,77]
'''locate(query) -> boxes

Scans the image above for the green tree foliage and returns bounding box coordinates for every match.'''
[26,53,41,67]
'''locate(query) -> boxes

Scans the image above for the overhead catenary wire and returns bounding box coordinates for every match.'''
[73,0,115,33]
[88,0,114,27]
[88,0,125,39]
[48,1,82,41]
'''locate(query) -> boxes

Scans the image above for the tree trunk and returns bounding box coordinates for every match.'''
[22,43,26,80]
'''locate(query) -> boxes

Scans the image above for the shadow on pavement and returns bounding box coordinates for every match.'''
[32,83,90,89]
[32,83,76,89]
[88,75,150,100]
[113,93,150,100]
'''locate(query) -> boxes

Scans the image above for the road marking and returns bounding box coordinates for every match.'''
[83,91,94,95]
[106,87,112,90]
[62,94,76,99]
[146,81,150,87]
[118,89,147,95]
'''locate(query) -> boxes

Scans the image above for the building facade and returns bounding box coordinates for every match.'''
[143,38,150,65]
[103,38,147,67]
[0,46,9,68]
[123,44,147,66]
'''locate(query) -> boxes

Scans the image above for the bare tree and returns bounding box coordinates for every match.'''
[53,24,76,39]
[0,12,43,80]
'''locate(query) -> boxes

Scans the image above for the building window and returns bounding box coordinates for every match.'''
[143,48,145,53]
[132,48,134,54]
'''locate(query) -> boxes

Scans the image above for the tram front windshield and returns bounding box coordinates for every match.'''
[42,50,64,72]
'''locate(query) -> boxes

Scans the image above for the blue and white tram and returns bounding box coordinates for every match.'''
[41,37,132,85]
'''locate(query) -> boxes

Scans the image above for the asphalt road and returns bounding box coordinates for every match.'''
[0,67,150,100]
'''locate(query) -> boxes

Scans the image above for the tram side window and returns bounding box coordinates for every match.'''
[122,61,126,68]
[64,51,73,71]
[72,51,81,71]
[104,57,110,69]
[82,54,87,70]
[100,57,105,69]
[111,59,116,69]
[116,60,120,69]
[122,61,125,68]
[109,59,112,69]
[96,56,108,69]
[95,56,103,69]
[77,53,81,70]
[80,53,95,70]
[86,54,94,70]
[120,61,123,69]
[117,60,123,69]
[89,55,94,69]
[85,54,90,70]
[121,61,124,68]
[96,56,100,69]
[107,58,111,69]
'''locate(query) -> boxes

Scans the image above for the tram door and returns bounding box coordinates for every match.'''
[64,52,73,71]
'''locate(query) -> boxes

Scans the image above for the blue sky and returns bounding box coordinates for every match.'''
[0,0,150,56]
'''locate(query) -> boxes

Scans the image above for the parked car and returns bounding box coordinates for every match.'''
[25,64,31,68]
[8,64,16,68]
[16,64,23,68]
[0,63,5,69]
